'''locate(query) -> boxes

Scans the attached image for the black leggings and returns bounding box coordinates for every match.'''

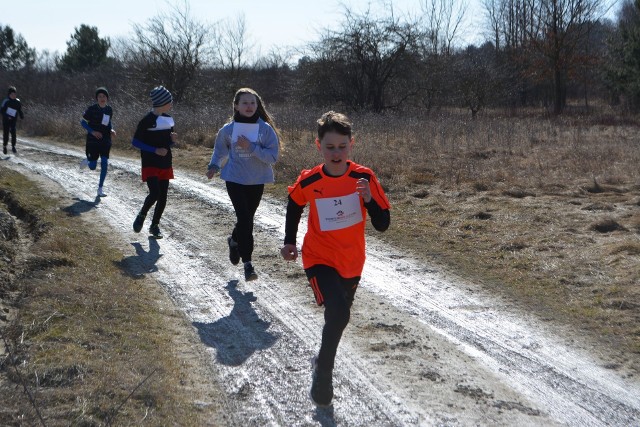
[3,120,17,146]
[305,265,360,373]
[226,181,264,263]
[140,177,170,225]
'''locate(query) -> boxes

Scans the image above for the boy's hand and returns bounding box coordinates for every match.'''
[171,132,178,143]
[155,148,168,156]
[206,169,216,179]
[111,129,117,138]
[356,178,372,203]
[92,130,103,139]
[280,244,298,261]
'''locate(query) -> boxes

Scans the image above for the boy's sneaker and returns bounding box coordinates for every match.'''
[244,262,258,281]
[133,213,146,233]
[310,357,333,407]
[79,158,89,169]
[97,186,107,197]
[149,224,163,239]
[2,146,6,155]
[11,146,16,154]
[227,236,240,265]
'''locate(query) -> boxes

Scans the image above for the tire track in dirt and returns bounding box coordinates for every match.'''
[4,138,640,426]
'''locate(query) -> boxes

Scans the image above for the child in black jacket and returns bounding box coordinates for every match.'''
[1,86,24,155]
[80,87,116,197]
[131,86,177,239]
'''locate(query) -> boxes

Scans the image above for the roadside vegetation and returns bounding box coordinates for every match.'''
[0,168,226,425]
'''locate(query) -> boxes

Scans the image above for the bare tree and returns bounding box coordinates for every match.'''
[483,0,608,114]
[213,13,255,76]
[130,0,213,102]
[301,7,423,112]
[420,0,467,56]
[483,0,506,49]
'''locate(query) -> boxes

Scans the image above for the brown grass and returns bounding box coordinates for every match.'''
[0,169,225,425]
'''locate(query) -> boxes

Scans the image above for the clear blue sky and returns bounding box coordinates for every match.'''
[7,0,619,56]
[7,0,488,55]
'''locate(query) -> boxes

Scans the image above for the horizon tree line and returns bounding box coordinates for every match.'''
[0,0,638,116]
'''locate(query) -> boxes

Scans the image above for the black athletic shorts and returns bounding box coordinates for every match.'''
[86,139,111,162]
[305,264,360,307]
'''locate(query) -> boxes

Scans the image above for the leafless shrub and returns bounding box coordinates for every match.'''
[500,241,528,251]
[591,218,627,233]
[411,189,430,199]
[503,188,536,198]
[472,212,493,220]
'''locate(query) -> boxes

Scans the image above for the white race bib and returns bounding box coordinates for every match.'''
[151,115,174,131]
[231,123,259,143]
[101,114,110,126]
[6,107,16,117]
[231,123,259,158]
[315,192,363,231]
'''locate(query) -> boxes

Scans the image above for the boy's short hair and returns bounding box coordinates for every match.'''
[317,111,352,139]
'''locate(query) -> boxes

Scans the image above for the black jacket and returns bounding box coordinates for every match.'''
[1,97,24,122]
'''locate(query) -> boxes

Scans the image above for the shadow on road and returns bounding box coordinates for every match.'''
[113,237,162,278]
[61,196,100,216]
[193,280,278,366]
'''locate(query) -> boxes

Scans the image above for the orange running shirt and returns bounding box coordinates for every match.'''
[288,161,391,278]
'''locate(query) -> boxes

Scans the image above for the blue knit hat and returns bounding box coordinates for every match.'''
[150,86,172,107]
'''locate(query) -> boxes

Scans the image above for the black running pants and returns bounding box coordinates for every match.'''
[141,177,170,225]
[305,264,360,373]
[225,181,264,263]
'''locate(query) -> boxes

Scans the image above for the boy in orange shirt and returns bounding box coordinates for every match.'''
[281,111,391,407]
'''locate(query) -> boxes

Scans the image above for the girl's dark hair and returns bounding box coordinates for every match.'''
[230,88,281,142]
[317,111,352,139]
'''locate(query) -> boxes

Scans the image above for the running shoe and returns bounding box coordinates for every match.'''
[310,357,333,407]
[79,158,89,169]
[244,262,258,281]
[11,146,16,154]
[228,236,240,265]
[133,213,146,233]
[2,146,6,155]
[149,224,163,239]
[97,186,107,197]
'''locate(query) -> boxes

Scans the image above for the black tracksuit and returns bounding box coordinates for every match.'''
[1,97,24,148]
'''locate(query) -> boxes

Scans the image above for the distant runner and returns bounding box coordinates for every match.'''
[1,86,24,155]
[79,87,116,197]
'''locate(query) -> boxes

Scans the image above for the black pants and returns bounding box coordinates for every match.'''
[305,265,360,373]
[140,177,170,225]
[225,181,264,263]
[3,120,17,146]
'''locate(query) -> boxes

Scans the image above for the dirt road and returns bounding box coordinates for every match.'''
[3,138,639,426]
